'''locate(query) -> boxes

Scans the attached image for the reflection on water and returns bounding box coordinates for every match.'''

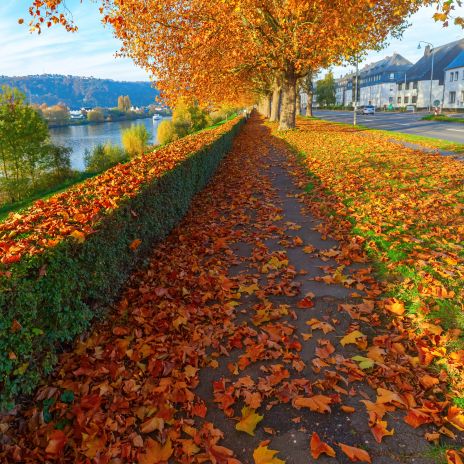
[49,117,171,171]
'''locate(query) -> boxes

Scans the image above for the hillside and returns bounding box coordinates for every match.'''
[0,74,159,109]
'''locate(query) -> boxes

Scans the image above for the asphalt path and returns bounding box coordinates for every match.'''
[313,109,464,144]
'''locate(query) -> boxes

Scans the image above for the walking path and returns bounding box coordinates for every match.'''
[1,115,461,463]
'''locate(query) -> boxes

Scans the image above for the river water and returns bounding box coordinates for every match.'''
[49,117,171,171]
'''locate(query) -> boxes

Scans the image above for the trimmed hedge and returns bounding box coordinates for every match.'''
[0,117,244,408]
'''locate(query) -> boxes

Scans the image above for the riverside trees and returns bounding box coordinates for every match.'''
[22,1,461,129]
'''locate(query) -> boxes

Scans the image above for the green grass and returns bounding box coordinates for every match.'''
[422,114,464,123]
[307,115,464,153]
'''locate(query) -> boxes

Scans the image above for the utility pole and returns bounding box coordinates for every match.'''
[353,56,359,126]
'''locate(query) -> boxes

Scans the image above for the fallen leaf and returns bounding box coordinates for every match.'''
[339,443,371,463]
[45,430,67,456]
[310,432,336,459]
[139,438,173,464]
[293,395,331,414]
[253,443,285,464]
[340,330,365,346]
[370,419,394,443]
[236,407,263,436]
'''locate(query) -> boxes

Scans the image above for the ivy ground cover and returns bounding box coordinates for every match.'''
[277,118,464,401]
[1,115,463,463]
[0,117,243,405]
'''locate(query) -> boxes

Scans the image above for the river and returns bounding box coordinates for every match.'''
[49,116,171,171]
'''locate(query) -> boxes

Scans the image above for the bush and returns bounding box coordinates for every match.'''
[121,124,151,157]
[0,116,243,408]
[157,120,178,145]
[87,108,105,122]
[84,143,128,173]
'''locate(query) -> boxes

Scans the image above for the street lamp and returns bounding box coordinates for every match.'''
[418,41,435,112]
[353,55,359,126]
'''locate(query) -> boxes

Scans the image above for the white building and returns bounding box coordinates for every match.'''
[399,39,464,110]
[443,51,464,109]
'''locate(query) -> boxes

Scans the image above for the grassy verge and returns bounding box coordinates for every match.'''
[276,117,464,402]
[422,114,464,124]
[304,115,464,152]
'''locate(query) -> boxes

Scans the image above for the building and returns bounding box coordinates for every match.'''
[357,53,412,108]
[443,50,464,109]
[399,39,464,109]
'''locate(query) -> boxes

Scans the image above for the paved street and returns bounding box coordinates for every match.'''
[314,109,464,144]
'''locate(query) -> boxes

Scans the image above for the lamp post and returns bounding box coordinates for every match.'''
[417,41,435,112]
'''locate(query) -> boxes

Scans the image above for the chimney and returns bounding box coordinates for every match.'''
[424,45,432,56]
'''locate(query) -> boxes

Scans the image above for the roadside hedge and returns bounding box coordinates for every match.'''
[0,117,244,408]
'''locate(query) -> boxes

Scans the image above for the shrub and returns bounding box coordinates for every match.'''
[84,143,128,173]
[121,124,151,157]
[157,120,178,145]
[87,108,105,122]
[0,116,243,408]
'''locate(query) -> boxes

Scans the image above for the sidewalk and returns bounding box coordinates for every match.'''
[1,115,460,463]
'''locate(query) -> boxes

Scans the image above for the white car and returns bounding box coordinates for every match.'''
[362,105,375,115]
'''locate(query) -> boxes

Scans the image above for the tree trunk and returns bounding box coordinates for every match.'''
[297,91,302,116]
[279,70,297,130]
[270,86,281,122]
[264,93,272,119]
[307,89,313,117]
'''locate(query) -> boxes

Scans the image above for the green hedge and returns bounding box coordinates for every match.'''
[0,118,244,408]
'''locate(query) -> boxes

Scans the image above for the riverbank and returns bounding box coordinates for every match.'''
[47,113,167,128]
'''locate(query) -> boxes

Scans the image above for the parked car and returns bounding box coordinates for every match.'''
[362,105,375,115]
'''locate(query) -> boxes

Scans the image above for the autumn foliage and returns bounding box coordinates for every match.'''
[275,117,464,399]
[0,117,243,405]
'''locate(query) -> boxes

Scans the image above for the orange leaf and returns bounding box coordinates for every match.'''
[293,395,331,413]
[447,450,464,464]
[141,416,164,434]
[253,443,285,464]
[370,419,394,443]
[297,297,314,308]
[70,230,85,243]
[130,238,142,250]
[310,432,336,459]
[447,406,464,431]
[420,374,439,389]
[339,443,371,463]
[404,409,432,428]
[139,438,173,464]
[45,430,67,456]
[384,299,405,315]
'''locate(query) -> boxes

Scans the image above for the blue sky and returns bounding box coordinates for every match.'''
[1,1,464,82]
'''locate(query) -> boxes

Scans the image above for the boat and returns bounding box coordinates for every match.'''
[152,114,162,122]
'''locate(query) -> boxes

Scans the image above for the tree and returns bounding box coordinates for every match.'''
[23,1,456,129]
[316,72,336,108]
[40,103,70,123]
[123,95,131,111]
[117,95,125,111]
[87,107,105,122]
[0,86,73,203]
[0,86,49,201]
[121,124,150,157]
[299,72,315,117]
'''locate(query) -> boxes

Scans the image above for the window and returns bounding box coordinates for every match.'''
[413,81,418,89]
[412,96,417,103]
[461,90,464,101]
[389,97,393,103]
[404,96,409,103]
[455,71,459,80]
[450,91,456,103]
[406,83,410,90]
[390,73,395,80]
[398,83,403,90]
[450,72,454,82]
[397,97,402,103]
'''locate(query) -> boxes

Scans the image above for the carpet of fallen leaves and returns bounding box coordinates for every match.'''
[277,118,464,398]
[1,115,463,463]
[0,117,240,265]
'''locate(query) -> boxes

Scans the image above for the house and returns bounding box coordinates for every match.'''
[399,39,464,109]
[70,110,85,120]
[357,53,412,108]
[335,73,354,106]
[443,50,464,109]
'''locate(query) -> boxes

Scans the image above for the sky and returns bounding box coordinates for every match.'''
[1,2,464,83]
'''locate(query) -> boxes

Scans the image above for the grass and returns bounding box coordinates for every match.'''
[422,114,464,123]
[306,115,464,153]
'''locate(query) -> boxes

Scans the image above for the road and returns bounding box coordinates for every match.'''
[313,109,464,144]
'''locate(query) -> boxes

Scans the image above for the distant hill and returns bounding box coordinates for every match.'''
[0,74,160,109]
